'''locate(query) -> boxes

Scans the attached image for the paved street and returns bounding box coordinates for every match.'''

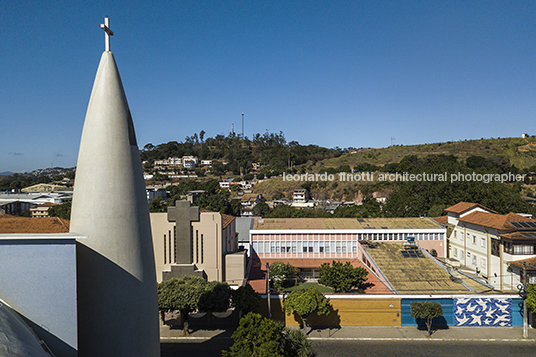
[161,339,536,357]
[160,325,536,357]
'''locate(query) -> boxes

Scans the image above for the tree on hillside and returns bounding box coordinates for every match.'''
[283,286,331,330]
[48,200,71,220]
[410,301,443,337]
[318,260,368,293]
[269,262,297,291]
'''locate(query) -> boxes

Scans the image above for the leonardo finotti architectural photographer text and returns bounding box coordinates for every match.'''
[283,171,525,184]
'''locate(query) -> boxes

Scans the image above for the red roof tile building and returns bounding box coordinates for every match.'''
[445,202,536,291]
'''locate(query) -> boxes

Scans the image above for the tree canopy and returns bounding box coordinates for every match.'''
[157,276,231,335]
[283,286,331,329]
[222,312,284,357]
[410,301,443,336]
[231,284,261,315]
[222,312,314,357]
[318,260,368,293]
[527,284,536,314]
[269,262,297,291]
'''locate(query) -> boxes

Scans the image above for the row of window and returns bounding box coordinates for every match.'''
[253,232,444,242]
[362,232,444,241]
[504,242,536,255]
[453,230,486,248]
[451,247,486,268]
[252,241,359,254]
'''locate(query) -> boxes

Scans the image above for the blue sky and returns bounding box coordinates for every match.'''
[1,1,535,173]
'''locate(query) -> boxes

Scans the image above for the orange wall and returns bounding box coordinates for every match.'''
[260,298,402,327]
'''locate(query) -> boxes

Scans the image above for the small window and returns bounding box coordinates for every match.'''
[472,235,476,245]
[472,255,477,266]
[480,258,486,268]
[481,238,486,248]
[453,247,457,258]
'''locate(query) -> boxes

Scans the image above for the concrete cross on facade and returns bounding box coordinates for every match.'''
[167,201,200,264]
[100,16,114,51]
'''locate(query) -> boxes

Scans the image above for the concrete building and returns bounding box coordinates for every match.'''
[250,217,447,278]
[151,200,247,286]
[0,215,79,356]
[0,192,72,216]
[291,189,315,209]
[29,202,57,217]
[445,202,536,291]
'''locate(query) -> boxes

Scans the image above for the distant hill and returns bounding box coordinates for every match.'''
[0,171,14,176]
[314,137,536,170]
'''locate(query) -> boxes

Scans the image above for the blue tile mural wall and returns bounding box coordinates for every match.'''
[402,297,523,327]
[455,298,511,326]
[401,298,454,326]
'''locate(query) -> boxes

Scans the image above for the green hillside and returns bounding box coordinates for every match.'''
[314,137,536,170]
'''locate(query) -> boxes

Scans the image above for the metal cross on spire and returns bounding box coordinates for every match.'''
[100,16,114,51]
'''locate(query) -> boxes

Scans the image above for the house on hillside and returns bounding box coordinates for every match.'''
[240,193,263,216]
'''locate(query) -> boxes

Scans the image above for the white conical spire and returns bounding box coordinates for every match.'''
[70,19,159,357]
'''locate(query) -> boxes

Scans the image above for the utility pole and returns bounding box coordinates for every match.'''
[523,262,528,338]
[242,113,244,141]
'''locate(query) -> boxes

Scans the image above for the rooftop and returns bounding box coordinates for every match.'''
[0,215,70,233]
[200,209,236,229]
[445,202,495,214]
[253,217,443,230]
[508,256,536,271]
[361,242,491,294]
[458,211,534,231]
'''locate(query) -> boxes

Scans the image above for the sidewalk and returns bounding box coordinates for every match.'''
[160,323,536,342]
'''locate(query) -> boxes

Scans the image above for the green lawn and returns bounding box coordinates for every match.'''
[281,282,334,294]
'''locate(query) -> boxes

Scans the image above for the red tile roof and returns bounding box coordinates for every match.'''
[200,209,236,229]
[499,231,536,240]
[432,215,448,225]
[247,258,267,294]
[458,211,534,231]
[445,202,495,214]
[508,256,536,271]
[222,213,235,229]
[0,215,70,233]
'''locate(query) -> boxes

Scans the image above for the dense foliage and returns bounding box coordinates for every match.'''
[48,200,72,220]
[222,312,314,357]
[269,262,298,291]
[527,284,536,314]
[141,130,341,176]
[0,169,74,192]
[157,276,231,335]
[410,301,443,336]
[283,286,331,329]
[222,312,284,357]
[382,155,534,217]
[231,284,261,315]
[318,261,368,293]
